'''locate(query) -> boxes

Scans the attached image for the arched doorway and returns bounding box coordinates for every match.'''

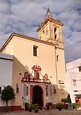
[32,86,43,106]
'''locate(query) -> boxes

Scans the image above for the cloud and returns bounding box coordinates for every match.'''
[0,0,81,63]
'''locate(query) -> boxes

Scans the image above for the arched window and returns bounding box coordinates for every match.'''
[54,27,57,39]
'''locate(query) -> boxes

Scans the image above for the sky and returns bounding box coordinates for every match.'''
[0,0,81,63]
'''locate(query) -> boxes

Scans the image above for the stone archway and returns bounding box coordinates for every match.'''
[32,85,43,106]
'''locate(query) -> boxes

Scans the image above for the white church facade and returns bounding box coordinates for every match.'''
[0,9,67,110]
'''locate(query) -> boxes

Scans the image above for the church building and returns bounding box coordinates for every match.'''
[0,8,67,110]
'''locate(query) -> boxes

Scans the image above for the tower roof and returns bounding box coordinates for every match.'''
[45,8,53,19]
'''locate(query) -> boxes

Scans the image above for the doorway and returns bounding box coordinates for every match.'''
[32,86,43,106]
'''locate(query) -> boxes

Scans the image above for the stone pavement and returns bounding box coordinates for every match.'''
[0,109,81,115]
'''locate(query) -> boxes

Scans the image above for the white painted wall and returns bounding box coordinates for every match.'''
[66,58,81,103]
[0,52,13,106]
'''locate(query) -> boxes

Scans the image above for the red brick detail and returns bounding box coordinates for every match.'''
[11,106,21,111]
[0,106,22,112]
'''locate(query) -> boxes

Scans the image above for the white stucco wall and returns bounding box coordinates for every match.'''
[0,52,13,106]
[66,58,81,103]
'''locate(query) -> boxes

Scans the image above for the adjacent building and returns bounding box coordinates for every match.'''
[66,58,81,107]
[0,9,67,110]
[0,53,13,107]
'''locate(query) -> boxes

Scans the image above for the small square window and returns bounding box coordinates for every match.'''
[73,79,76,86]
[78,66,81,72]
[33,45,38,56]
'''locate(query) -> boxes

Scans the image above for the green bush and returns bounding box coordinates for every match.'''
[56,102,63,110]
[29,104,39,110]
[61,98,68,104]
[73,103,78,109]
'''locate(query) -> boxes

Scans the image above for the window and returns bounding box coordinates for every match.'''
[54,27,57,39]
[54,27,57,33]
[43,30,44,33]
[57,55,59,61]
[78,66,81,72]
[0,87,1,94]
[33,45,38,56]
[55,34,57,39]
[74,90,78,92]
[73,79,76,86]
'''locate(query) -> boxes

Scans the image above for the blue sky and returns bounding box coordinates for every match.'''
[0,0,81,63]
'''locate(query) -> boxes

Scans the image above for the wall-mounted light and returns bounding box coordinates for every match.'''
[16,84,19,93]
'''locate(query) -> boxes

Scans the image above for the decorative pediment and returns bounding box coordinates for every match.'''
[21,65,51,84]
[32,65,41,71]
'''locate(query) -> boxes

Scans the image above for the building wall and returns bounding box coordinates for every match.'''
[0,53,13,106]
[2,39,14,55]
[66,59,81,104]
[12,36,57,107]
[38,20,63,44]
[1,35,67,108]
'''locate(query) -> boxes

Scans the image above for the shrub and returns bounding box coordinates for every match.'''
[32,104,39,110]
[73,103,78,109]
[61,98,68,104]
[46,102,52,109]
[28,104,39,111]
[56,102,63,110]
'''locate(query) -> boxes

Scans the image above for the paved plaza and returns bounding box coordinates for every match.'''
[0,109,81,115]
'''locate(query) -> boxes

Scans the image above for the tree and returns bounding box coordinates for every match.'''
[61,98,69,109]
[1,85,15,112]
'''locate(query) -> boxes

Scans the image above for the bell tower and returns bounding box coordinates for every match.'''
[37,8,64,49]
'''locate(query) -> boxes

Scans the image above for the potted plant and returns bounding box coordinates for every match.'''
[61,98,68,109]
[33,104,39,113]
[56,102,63,111]
[28,104,33,112]
[25,102,29,111]
[46,102,52,110]
[39,106,42,110]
